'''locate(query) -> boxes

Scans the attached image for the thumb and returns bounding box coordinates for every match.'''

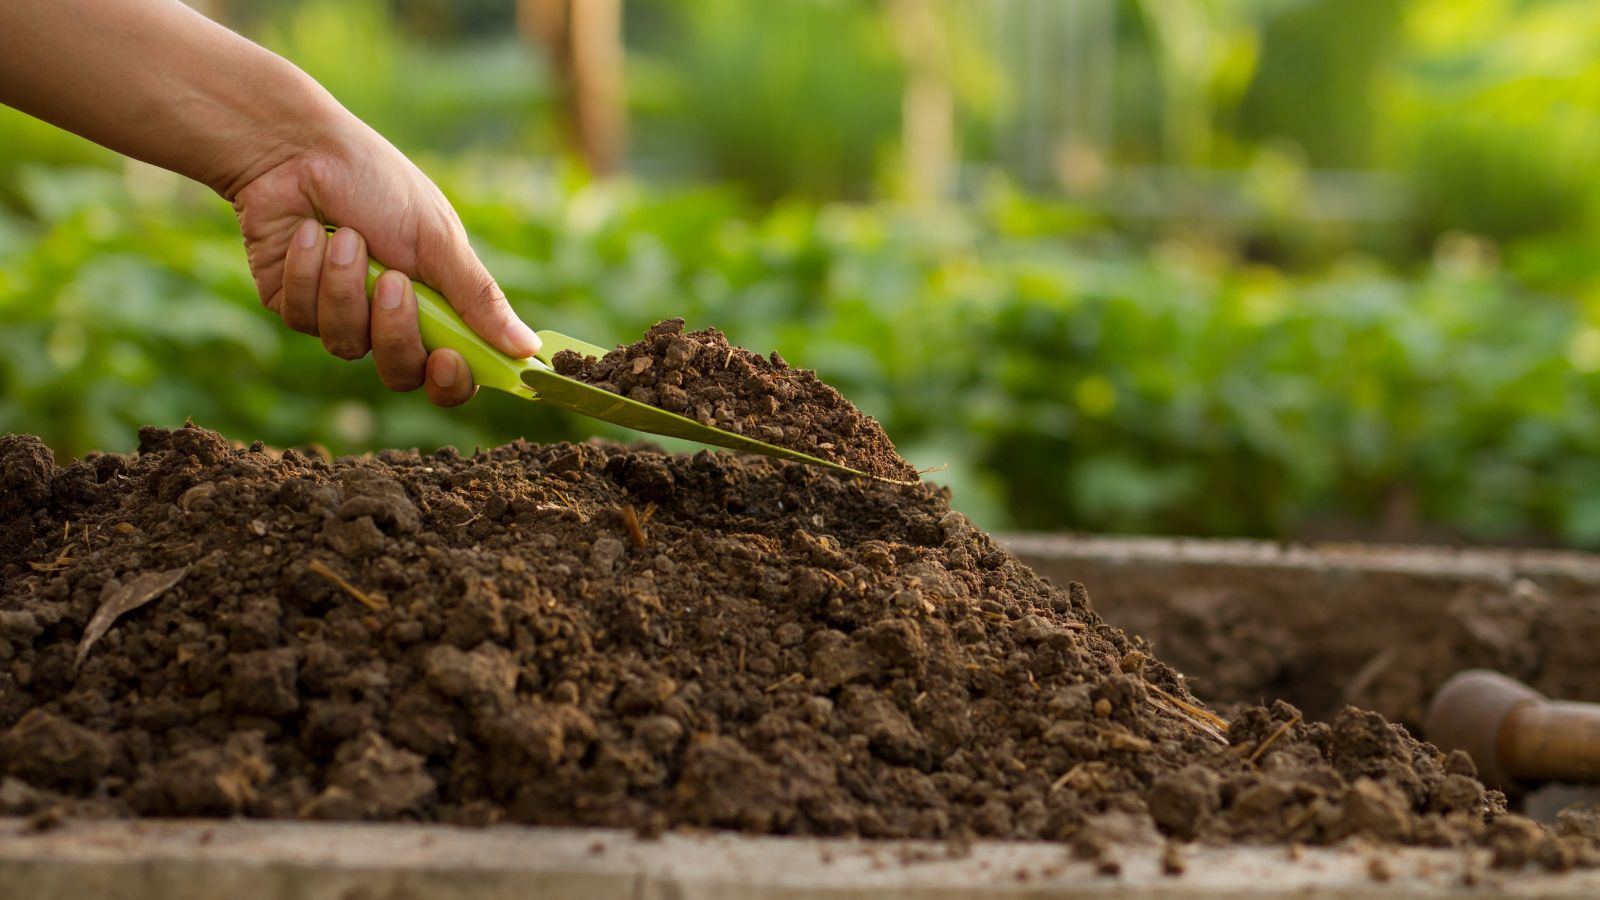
[417,228,541,359]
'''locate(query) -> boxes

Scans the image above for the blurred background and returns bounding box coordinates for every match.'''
[3,0,1600,546]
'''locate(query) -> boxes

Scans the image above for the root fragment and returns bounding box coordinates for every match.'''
[764,672,805,693]
[1247,712,1302,764]
[1144,683,1229,744]
[1050,763,1083,793]
[620,502,656,549]
[547,486,588,522]
[307,559,387,611]
[28,554,74,573]
[29,523,81,572]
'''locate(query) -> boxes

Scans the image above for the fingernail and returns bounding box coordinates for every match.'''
[504,319,541,357]
[374,274,403,310]
[433,356,458,388]
[294,218,320,249]
[330,228,359,266]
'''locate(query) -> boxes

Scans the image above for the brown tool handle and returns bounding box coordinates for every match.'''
[1501,701,1600,783]
[1425,669,1542,790]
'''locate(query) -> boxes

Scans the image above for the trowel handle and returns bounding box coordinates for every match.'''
[322,225,535,396]
[1501,701,1600,784]
[1427,669,1600,789]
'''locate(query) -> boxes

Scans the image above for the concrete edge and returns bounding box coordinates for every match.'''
[0,818,1591,899]
[998,535,1600,586]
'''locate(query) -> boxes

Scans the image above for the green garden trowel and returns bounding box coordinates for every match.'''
[342,234,909,484]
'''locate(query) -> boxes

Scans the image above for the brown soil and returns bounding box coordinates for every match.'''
[550,318,917,482]
[0,424,1592,870]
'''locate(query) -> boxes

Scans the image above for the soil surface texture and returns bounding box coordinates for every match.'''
[0,424,1592,871]
[550,318,917,482]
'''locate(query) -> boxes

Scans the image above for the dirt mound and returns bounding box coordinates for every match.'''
[0,424,1590,869]
[550,318,917,482]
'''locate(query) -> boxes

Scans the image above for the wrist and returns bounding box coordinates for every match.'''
[200,57,356,201]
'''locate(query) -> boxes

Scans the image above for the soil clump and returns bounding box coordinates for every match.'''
[550,318,917,482]
[0,424,1593,870]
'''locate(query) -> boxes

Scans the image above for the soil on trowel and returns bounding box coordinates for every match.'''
[550,318,918,482]
[0,424,1593,871]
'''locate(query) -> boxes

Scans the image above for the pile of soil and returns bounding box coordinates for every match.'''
[0,424,1592,870]
[550,319,918,482]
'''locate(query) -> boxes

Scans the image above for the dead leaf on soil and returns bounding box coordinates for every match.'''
[75,566,190,669]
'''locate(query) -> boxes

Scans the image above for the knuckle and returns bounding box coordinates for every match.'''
[373,347,424,388]
[461,274,506,315]
[371,322,420,356]
[322,335,368,360]
[321,273,365,306]
[370,329,401,353]
[427,381,469,407]
[380,367,425,393]
[285,250,319,286]
[281,273,312,305]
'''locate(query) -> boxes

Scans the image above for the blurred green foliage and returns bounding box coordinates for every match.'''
[4,0,1600,549]
[632,0,901,199]
[256,0,554,156]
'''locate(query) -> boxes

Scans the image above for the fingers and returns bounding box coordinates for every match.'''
[317,227,371,360]
[369,269,427,392]
[371,272,476,406]
[420,230,541,359]
[425,349,477,407]
[280,218,325,335]
[271,217,481,407]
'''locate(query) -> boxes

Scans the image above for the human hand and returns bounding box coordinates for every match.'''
[230,119,541,406]
[0,0,539,405]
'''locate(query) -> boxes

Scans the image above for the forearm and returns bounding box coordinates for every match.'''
[0,0,349,198]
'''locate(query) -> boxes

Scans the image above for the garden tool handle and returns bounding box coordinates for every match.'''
[323,225,538,396]
[1425,669,1600,790]
[1500,701,1600,784]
